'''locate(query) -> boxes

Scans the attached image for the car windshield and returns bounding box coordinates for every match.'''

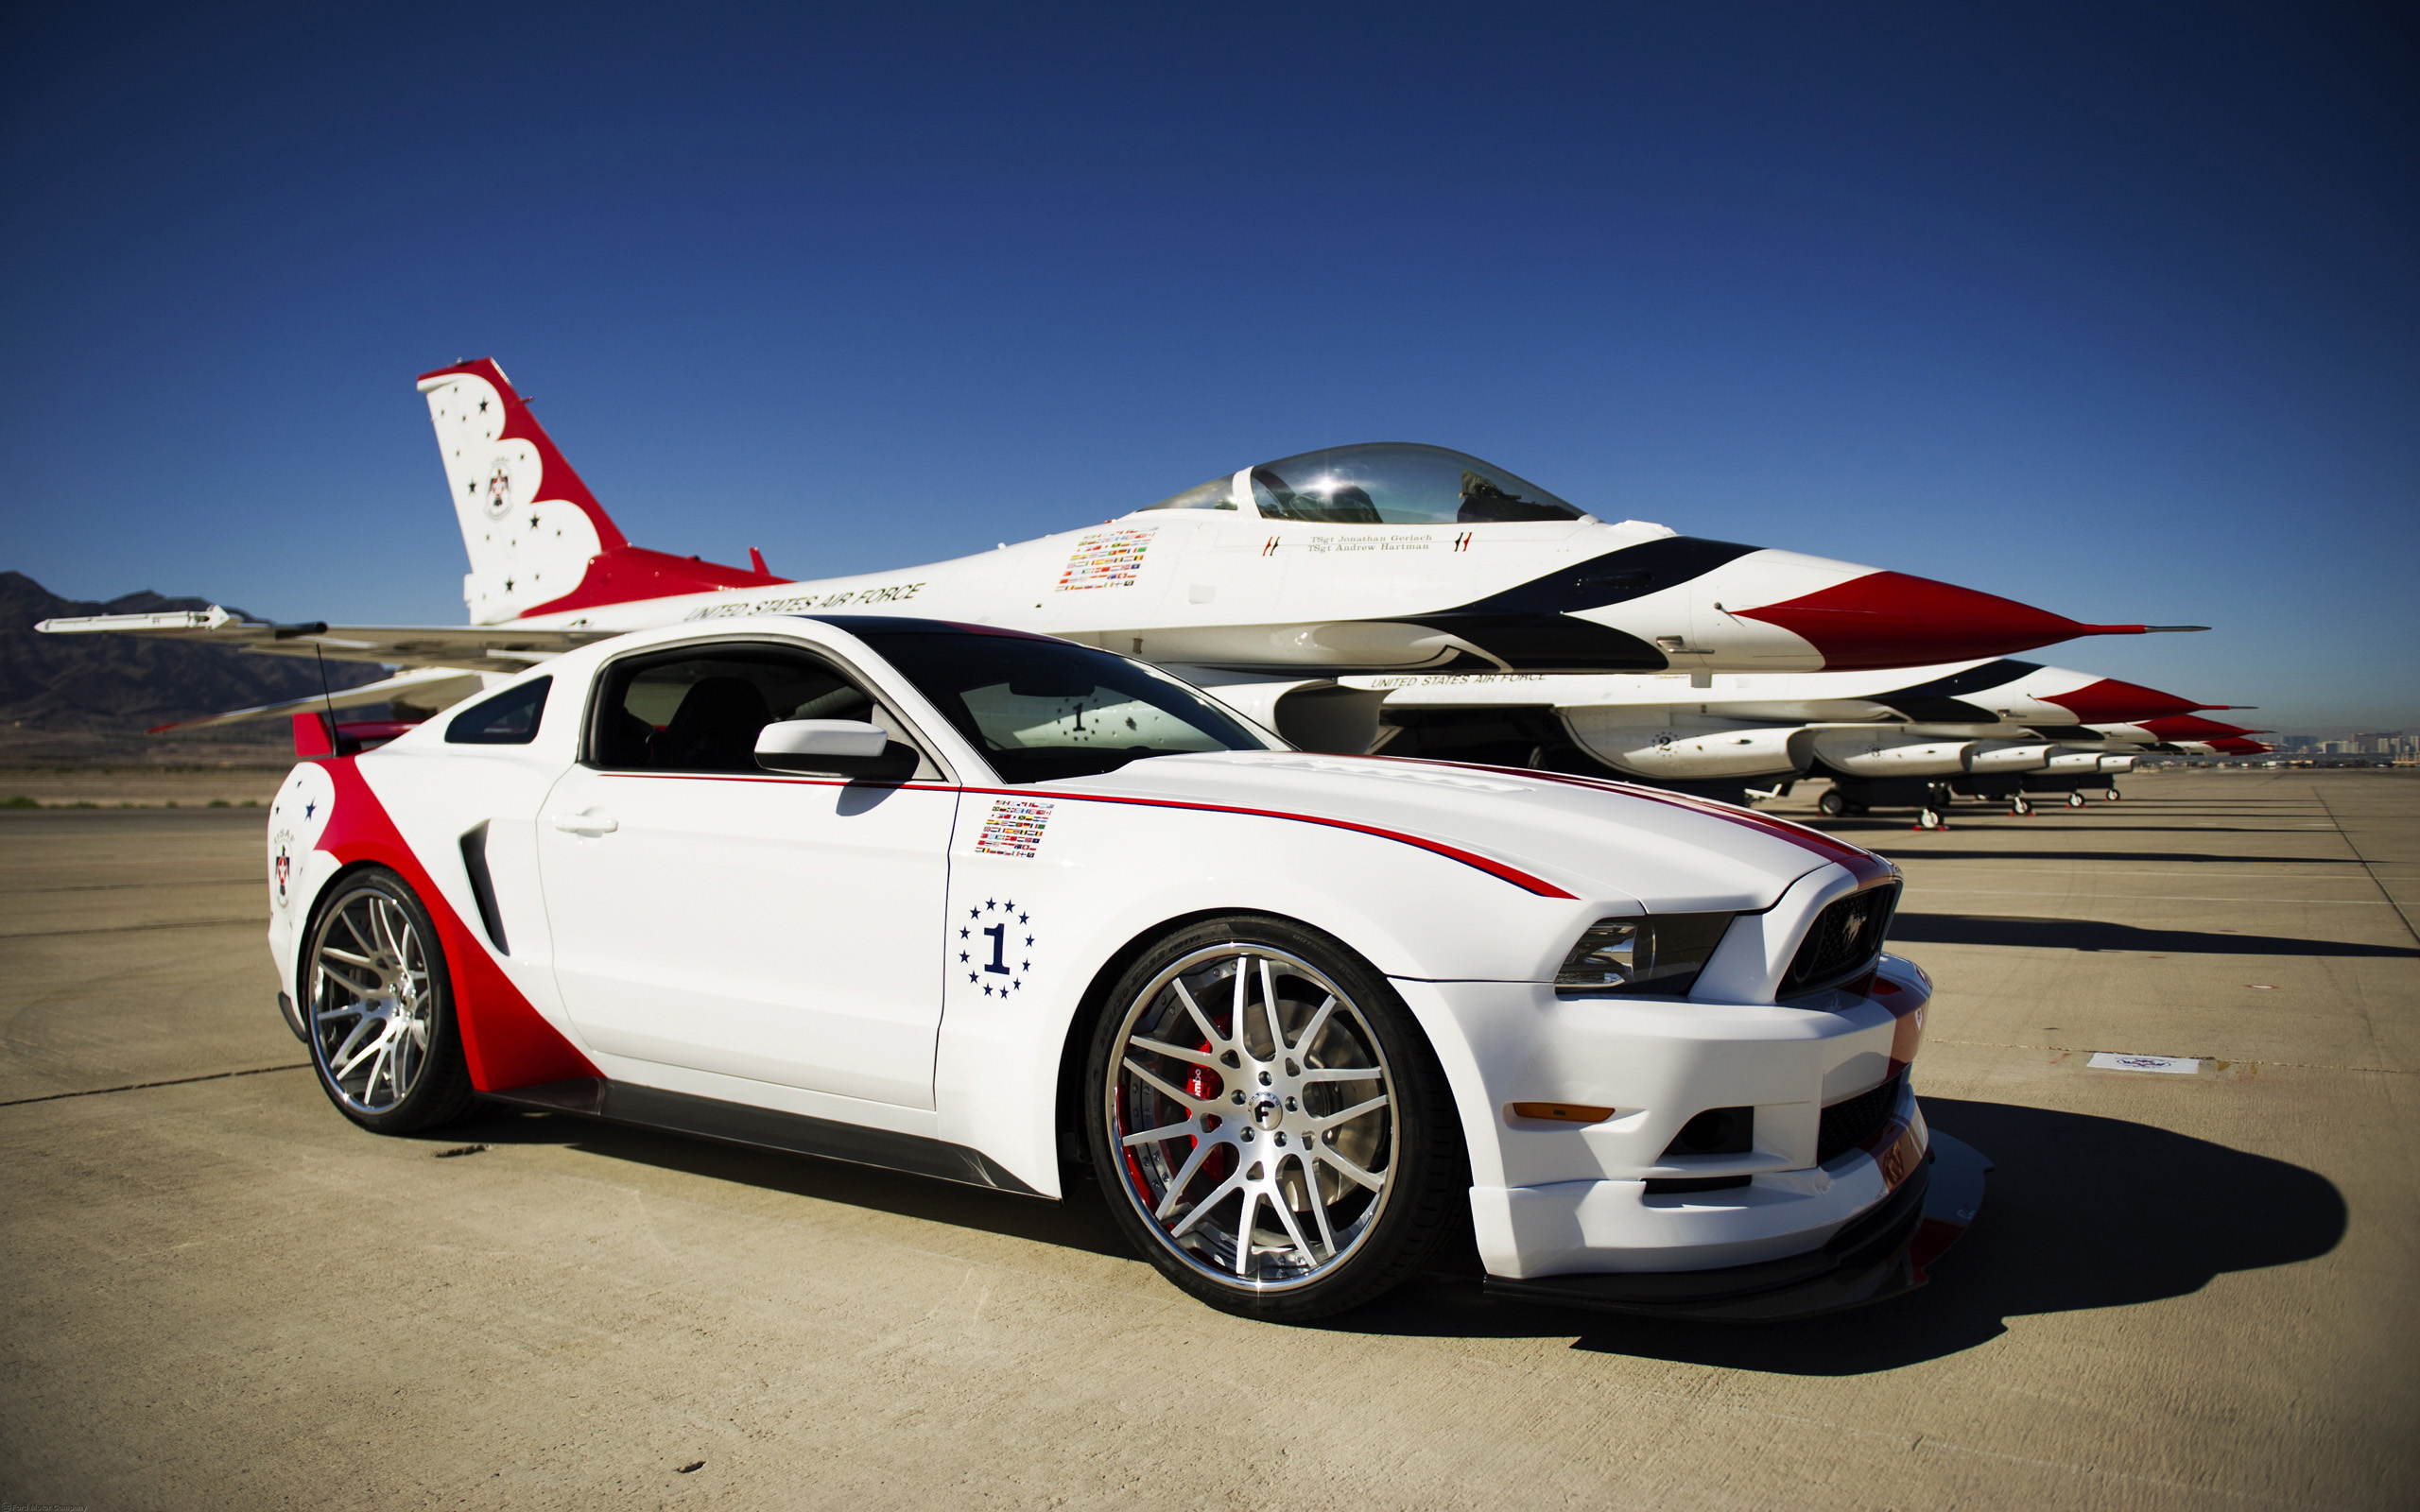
[839,623,1279,783]
[1138,443,1587,525]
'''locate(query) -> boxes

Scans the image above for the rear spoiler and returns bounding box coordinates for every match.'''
[293,713,423,759]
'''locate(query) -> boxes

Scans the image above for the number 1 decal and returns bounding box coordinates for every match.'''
[982,922,1010,975]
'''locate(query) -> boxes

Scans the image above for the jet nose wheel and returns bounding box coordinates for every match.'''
[2010,795,2034,816]
[2067,791,2087,808]
[1917,807,1945,831]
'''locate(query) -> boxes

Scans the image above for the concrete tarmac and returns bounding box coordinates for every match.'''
[2,769,2412,1509]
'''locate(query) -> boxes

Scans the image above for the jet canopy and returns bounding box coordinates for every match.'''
[1139,443,1591,526]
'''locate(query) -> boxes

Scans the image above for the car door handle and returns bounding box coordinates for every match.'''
[550,813,619,835]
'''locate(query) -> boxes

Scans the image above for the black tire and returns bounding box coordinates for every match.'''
[301,867,475,1135]
[1817,789,1847,816]
[2067,792,2086,808]
[1083,915,1464,1322]
[1918,807,1944,830]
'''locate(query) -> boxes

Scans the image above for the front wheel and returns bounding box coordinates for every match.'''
[2068,792,2087,808]
[1085,916,1463,1321]
[302,868,475,1134]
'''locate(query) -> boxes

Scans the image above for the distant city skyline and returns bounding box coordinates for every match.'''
[3,5,2412,728]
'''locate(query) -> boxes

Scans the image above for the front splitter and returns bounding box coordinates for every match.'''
[1482,1132,1992,1324]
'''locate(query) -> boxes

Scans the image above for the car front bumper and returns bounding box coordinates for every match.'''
[1393,954,1987,1316]
[1482,1132,1990,1321]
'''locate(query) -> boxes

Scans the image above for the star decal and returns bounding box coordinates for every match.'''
[477,399,489,412]
[958,951,969,963]
[303,800,316,819]
[528,513,540,529]
[966,971,978,985]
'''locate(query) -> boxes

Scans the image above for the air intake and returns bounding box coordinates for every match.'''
[1781,883,1899,996]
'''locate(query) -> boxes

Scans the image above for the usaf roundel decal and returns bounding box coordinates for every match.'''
[958,897,1037,1000]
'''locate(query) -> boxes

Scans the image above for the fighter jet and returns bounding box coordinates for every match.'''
[1338,658,2239,825]
[36,357,2201,731]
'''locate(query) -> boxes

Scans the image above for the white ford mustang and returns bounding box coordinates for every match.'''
[264,614,1985,1322]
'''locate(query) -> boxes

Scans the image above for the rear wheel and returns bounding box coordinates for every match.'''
[1085,916,1462,1321]
[2011,795,2033,816]
[302,868,474,1134]
[2067,791,2086,808]
[1817,789,1847,817]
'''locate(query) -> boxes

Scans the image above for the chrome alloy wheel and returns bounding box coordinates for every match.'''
[1106,944,1398,1290]
[307,886,435,1115]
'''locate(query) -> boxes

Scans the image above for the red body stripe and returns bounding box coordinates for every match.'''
[597,770,1578,899]
[312,758,600,1094]
[1356,754,1895,885]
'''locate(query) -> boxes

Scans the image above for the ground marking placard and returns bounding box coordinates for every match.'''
[2086,1052,2202,1074]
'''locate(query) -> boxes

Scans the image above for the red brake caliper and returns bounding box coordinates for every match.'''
[1121,1041,1230,1213]
[1187,1046,1233,1185]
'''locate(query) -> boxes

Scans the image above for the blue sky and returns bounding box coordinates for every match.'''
[3,3,2413,728]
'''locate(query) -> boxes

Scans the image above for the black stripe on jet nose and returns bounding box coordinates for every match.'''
[1424,536,1762,617]
[1872,659,2044,722]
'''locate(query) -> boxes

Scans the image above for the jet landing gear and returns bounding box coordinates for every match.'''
[1817,789,1867,818]
[2102,787,2123,801]
[2067,791,2087,808]
[2010,794,2034,817]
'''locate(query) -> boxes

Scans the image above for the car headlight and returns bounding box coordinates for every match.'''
[1555,913,1735,996]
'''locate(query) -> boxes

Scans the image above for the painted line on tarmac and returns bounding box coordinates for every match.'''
[2311,788,2420,946]
[0,916,263,939]
[1930,1038,2417,1075]
[0,1062,310,1108]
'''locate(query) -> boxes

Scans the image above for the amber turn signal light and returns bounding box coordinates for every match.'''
[1509,1102,1615,1124]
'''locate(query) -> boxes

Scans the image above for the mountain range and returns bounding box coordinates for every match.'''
[2,571,385,739]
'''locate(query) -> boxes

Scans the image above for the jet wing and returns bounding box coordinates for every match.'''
[32,608,616,673]
[143,666,493,732]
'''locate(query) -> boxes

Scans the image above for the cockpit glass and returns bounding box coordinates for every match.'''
[1137,475,1240,511]
[845,627,1279,784]
[1243,443,1585,525]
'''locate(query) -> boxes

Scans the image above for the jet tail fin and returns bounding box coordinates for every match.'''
[417,358,785,625]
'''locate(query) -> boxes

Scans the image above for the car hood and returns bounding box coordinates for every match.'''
[1038,751,1872,911]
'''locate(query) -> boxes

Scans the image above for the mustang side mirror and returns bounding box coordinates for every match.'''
[754,719,915,780]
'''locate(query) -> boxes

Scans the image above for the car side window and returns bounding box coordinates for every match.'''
[588,644,931,776]
[446,677,551,745]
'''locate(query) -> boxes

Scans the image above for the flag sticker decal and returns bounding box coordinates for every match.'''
[1056,527,1154,591]
[976,798,1054,859]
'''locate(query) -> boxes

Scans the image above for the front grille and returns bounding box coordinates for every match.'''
[1817,1071,1904,1164]
[1782,883,1899,995]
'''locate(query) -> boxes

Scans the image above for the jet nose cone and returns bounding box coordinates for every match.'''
[1736,571,2169,671]
[2042,678,2211,725]
[2140,715,2265,741]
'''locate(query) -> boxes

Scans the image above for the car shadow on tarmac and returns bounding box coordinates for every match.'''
[428,1105,1138,1259]
[433,1097,2345,1376]
[1889,913,2419,957]
[1334,1098,2348,1375]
